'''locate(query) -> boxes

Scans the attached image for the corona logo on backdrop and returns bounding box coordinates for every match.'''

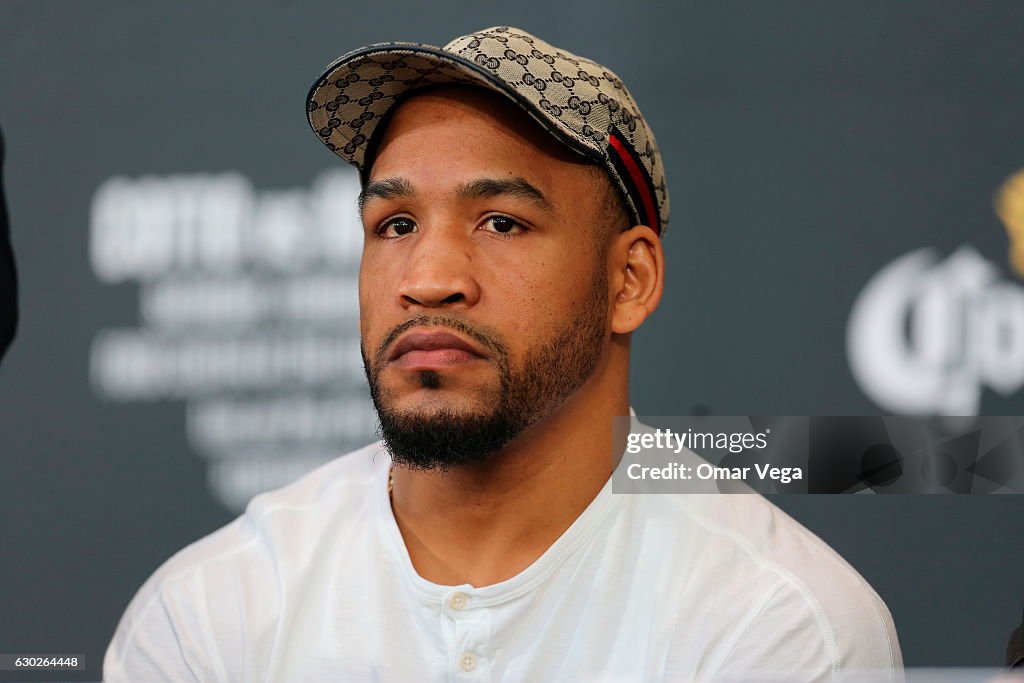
[847,168,1024,416]
[995,169,1024,278]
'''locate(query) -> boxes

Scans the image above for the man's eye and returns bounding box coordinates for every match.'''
[481,215,524,235]
[378,217,417,238]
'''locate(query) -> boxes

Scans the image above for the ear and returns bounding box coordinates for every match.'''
[610,225,664,334]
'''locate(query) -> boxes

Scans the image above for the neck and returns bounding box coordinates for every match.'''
[389,343,630,587]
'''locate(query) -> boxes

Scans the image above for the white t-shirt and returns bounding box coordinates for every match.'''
[104,430,902,682]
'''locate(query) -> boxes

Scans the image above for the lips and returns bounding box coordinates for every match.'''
[388,329,489,368]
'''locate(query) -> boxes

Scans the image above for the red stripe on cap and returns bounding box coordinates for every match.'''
[608,134,660,235]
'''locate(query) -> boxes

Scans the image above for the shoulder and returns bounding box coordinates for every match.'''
[238,440,390,542]
[655,492,902,680]
[124,440,387,594]
[103,442,389,682]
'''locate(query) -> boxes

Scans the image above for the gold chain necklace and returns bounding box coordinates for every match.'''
[388,466,394,500]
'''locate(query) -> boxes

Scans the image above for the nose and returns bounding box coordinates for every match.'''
[397,227,481,310]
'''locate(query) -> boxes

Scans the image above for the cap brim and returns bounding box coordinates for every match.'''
[306,43,602,174]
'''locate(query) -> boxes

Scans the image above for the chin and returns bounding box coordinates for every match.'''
[374,390,520,471]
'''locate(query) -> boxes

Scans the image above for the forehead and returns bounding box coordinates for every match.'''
[366,85,593,188]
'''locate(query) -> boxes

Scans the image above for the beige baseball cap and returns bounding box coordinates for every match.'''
[306,26,670,236]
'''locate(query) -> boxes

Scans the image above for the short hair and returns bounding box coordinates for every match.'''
[586,164,632,246]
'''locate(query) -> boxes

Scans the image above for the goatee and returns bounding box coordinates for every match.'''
[362,268,607,471]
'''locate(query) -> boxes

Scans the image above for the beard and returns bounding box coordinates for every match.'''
[361,266,608,472]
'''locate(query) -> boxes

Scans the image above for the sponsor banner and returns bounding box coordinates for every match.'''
[88,169,378,512]
[847,168,1024,416]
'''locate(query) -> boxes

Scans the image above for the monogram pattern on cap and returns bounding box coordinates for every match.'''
[307,26,670,234]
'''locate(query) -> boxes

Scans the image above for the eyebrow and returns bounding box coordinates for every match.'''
[456,177,555,215]
[357,177,415,216]
[358,176,555,217]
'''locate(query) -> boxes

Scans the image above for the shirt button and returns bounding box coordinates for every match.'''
[458,652,477,672]
[448,592,468,610]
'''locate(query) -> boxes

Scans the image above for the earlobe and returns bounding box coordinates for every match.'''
[611,226,664,335]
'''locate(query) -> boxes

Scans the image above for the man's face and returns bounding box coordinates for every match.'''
[358,86,615,470]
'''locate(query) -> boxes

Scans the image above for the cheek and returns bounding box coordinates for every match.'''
[358,258,393,336]
[486,252,603,337]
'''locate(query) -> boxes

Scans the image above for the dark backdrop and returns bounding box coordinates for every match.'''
[2,2,1024,680]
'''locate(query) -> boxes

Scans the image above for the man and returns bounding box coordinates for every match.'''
[105,27,902,682]
[0,124,18,363]
[1010,608,1024,668]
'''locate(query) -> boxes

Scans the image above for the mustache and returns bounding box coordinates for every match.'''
[372,314,508,369]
